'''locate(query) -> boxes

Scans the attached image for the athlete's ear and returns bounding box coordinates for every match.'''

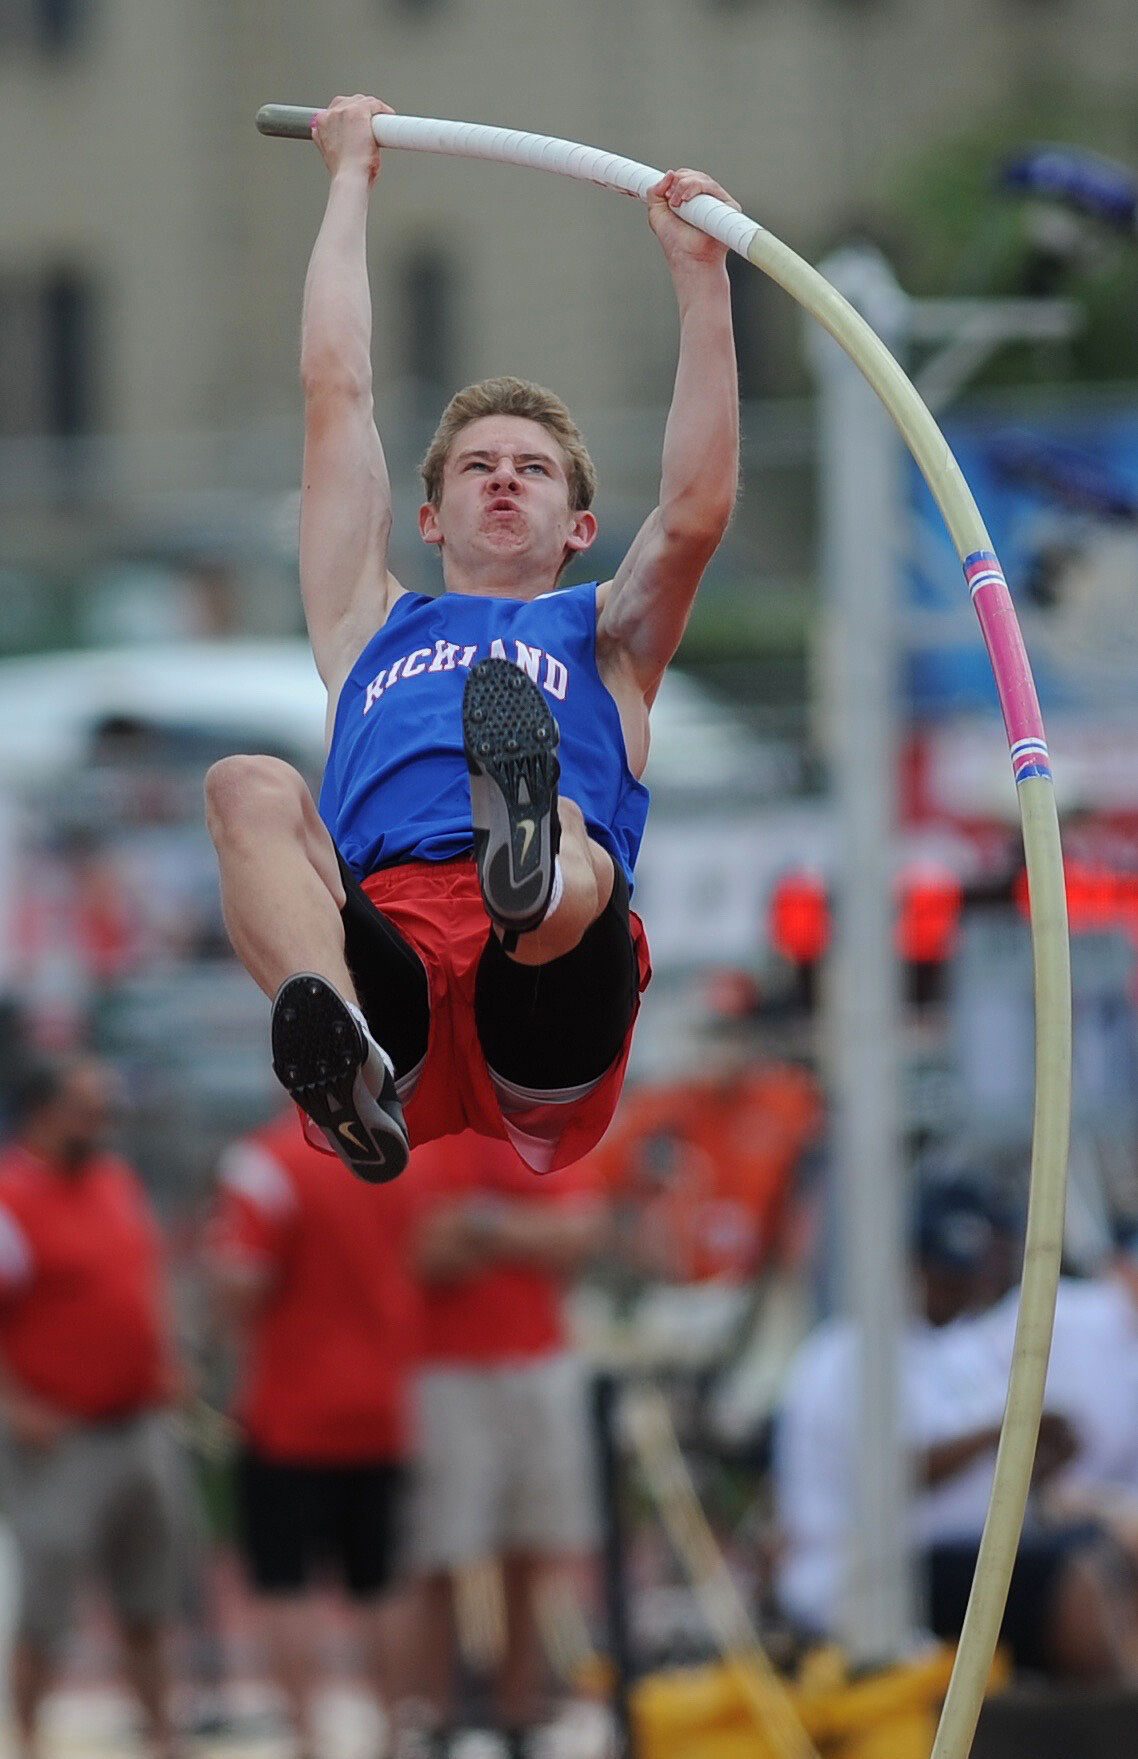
[419,502,443,547]
[565,509,597,553]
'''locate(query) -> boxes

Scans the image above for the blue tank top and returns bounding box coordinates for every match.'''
[319,581,650,889]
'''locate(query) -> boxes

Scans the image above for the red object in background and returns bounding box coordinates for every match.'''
[0,1148,173,1419]
[769,870,831,964]
[771,863,967,970]
[1014,858,1138,937]
[405,1132,599,1365]
[208,1111,419,1463]
[896,866,964,964]
[1060,859,1118,932]
[586,1064,823,1284]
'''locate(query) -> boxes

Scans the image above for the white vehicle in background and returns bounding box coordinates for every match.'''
[0,636,807,980]
[0,639,329,788]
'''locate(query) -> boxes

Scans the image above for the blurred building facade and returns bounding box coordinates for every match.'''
[1,0,1136,489]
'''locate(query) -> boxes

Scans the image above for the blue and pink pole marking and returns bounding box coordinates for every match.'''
[964,550,1053,785]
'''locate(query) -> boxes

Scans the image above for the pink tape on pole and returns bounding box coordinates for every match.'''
[964,550,1052,783]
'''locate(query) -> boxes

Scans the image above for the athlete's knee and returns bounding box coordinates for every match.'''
[204,754,310,844]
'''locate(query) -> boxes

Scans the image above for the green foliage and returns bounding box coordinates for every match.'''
[882,86,1138,386]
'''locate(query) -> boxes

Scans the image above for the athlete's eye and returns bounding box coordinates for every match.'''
[523,463,549,475]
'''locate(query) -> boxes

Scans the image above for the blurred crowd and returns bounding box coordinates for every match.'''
[6,1019,1138,1758]
[0,1015,825,1759]
[5,736,1138,1758]
[774,1176,1138,1682]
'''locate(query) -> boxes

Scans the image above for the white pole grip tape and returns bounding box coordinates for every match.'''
[371,114,761,258]
[253,105,760,259]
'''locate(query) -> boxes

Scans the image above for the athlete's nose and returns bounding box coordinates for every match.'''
[487,458,522,492]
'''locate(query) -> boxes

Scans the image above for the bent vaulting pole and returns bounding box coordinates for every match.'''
[257,102,1073,1759]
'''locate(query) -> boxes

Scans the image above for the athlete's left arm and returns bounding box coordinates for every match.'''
[597,171,740,705]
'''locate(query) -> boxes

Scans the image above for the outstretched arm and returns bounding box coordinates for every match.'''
[300,94,404,704]
[597,170,740,706]
[411,1195,608,1283]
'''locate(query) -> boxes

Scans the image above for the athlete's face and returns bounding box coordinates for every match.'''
[418,415,596,591]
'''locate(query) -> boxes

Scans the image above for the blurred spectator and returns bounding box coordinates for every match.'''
[0,998,32,1134]
[398,1132,607,1759]
[773,1178,1137,1680]
[0,1055,188,1759]
[591,1060,822,1286]
[996,1228,1138,1565]
[206,1108,421,1759]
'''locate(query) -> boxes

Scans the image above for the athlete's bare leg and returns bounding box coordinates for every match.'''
[207,754,410,1183]
[207,758,611,981]
[503,797,615,967]
[204,754,359,1005]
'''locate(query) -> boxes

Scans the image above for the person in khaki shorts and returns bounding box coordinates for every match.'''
[399,1131,607,1759]
[0,1056,187,1759]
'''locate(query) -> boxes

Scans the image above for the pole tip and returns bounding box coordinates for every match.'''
[255,104,319,140]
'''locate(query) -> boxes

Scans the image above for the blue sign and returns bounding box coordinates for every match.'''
[906,402,1138,719]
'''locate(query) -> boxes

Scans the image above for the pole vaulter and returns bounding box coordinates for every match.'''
[255,102,1073,1759]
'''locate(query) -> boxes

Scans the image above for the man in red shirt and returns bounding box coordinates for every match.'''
[207,1108,422,1759]
[0,1056,186,1759]
[400,1131,607,1759]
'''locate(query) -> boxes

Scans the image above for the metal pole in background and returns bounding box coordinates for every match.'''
[592,1371,638,1759]
[808,246,918,1662]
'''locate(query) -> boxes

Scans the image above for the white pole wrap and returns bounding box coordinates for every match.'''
[255,105,762,257]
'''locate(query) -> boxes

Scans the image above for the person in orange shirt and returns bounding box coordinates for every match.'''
[399,1132,607,1759]
[0,1056,187,1759]
[592,1059,823,1284]
[207,1109,422,1759]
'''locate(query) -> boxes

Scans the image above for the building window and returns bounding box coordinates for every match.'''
[0,268,97,437]
[728,252,771,400]
[0,0,87,52]
[400,245,457,403]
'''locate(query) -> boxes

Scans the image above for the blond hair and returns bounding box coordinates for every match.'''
[420,376,597,511]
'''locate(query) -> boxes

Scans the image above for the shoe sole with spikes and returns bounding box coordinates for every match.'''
[462,657,561,940]
[271,973,409,1183]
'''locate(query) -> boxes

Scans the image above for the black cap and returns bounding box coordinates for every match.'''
[915,1179,997,1272]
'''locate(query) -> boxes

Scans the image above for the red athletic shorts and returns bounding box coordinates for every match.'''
[361,859,651,1173]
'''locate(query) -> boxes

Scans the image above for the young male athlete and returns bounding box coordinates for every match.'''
[205,93,739,1183]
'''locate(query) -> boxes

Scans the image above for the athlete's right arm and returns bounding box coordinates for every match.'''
[300,96,404,701]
